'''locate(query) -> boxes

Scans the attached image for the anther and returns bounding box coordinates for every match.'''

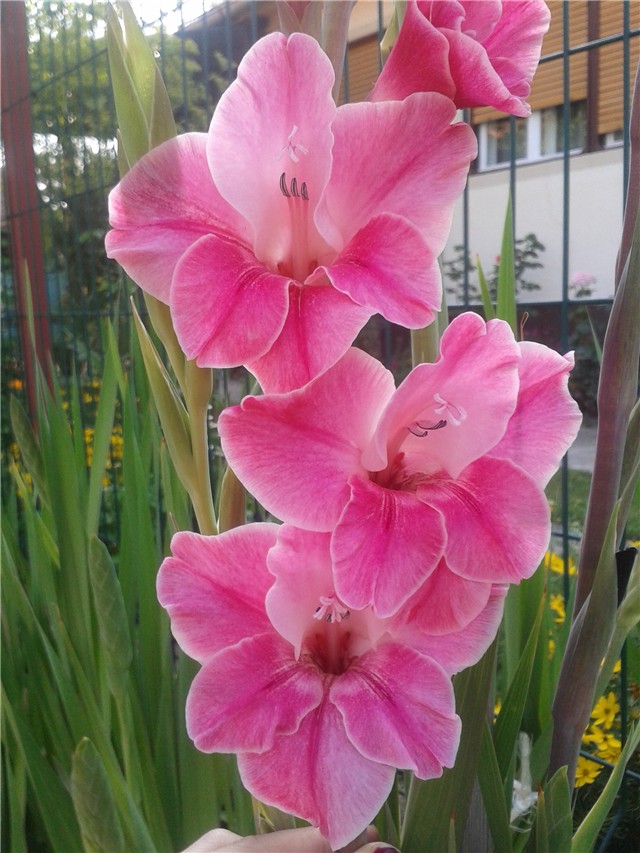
[290,177,300,198]
[408,419,447,438]
[279,172,290,198]
[301,182,309,201]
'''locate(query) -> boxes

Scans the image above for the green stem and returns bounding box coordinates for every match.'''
[411,322,440,367]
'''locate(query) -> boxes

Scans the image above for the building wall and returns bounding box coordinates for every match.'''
[444,147,625,305]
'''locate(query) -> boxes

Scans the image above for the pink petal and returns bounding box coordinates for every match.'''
[246,282,371,393]
[418,456,551,584]
[397,558,492,635]
[370,1,455,102]
[170,234,290,367]
[444,28,529,115]
[322,213,441,328]
[186,633,323,754]
[318,93,476,255]
[238,697,395,850]
[106,133,250,302]
[483,0,551,105]
[332,477,446,617]
[363,313,521,478]
[156,525,278,662]
[266,525,388,660]
[265,527,335,656]
[208,32,336,268]
[401,584,508,674]
[490,343,582,487]
[218,348,395,531]
[331,643,460,778]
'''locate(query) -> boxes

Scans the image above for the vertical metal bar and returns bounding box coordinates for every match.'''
[560,0,571,604]
[0,0,52,413]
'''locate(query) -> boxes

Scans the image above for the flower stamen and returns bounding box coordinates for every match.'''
[408,419,447,437]
[434,393,467,426]
[313,595,351,624]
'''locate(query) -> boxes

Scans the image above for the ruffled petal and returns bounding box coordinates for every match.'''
[170,234,290,367]
[396,558,492,635]
[331,643,460,778]
[442,28,522,113]
[490,342,582,487]
[332,477,446,617]
[186,633,323,754]
[400,584,508,674]
[218,348,395,530]
[208,32,336,268]
[418,456,550,584]
[363,313,521,478]
[106,133,250,302]
[318,93,476,254]
[370,0,455,102]
[157,525,278,662]
[246,282,371,393]
[322,213,441,328]
[238,697,395,850]
[482,0,551,106]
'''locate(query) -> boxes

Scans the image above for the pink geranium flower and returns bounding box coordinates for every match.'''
[372,0,551,117]
[219,312,582,616]
[157,523,505,849]
[106,31,476,392]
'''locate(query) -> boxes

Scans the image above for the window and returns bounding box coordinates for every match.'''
[477,101,586,170]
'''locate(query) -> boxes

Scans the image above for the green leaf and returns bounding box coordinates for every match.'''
[2,689,83,853]
[106,4,150,167]
[494,596,545,783]
[496,195,517,333]
[528,767,572,853]
[478,721,513,853]
[88,535,133,699]
[87,341,118,537]
[595,547,639,698]
[71,738,126,853]
[572,723,640,853]
[131,301,195,495]
[9,395,48,504]
[476,256,496,321]
[549,503,619,782]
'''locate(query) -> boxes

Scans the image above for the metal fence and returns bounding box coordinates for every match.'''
[1,1,638,849]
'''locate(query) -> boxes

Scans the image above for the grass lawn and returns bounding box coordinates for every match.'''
[546,469,640,540]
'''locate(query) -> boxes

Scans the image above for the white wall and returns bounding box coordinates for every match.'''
[444,147,626,304]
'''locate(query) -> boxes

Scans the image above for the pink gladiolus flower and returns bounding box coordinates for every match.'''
[372,0,551,117]
[157,523,506,848]
[219,312,582,617]
[106,31,476,393]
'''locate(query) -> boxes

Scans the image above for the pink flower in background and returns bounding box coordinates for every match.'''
[219,312,582,617]
[158,523,505,848]
[106,31,476,393]
[372,0,551,117]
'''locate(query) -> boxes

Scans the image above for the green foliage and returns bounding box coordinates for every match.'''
[1,324,253,853]
[443,232,545,305]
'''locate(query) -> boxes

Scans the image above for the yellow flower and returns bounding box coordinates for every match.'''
[574,756,602,787]
[494,699,502,720]
[597,733,621,763]
[544,550,576,576]
[591,692,620,730]
[582,725,604,747]
[549,593,566,624]
[547,637,556,660]
[8,378,23,391]
[613,659,621,674]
